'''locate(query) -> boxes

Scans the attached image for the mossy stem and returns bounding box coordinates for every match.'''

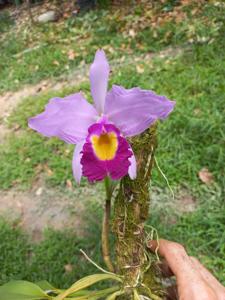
[113,125,162,299]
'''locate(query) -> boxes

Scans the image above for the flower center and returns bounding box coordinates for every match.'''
[91,132,118,161]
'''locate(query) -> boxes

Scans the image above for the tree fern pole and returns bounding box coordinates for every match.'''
[113,124,163,299]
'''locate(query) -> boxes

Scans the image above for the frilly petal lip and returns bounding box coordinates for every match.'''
[28,92,98,144]
[81,122,132,182]
[104,85,175,137]
[90,49,110,115]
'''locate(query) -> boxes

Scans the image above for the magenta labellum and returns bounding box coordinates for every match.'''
[81,120,132,182]
[28,50,175,183]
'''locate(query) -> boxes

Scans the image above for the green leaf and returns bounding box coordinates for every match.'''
[36,280,62,294]
[133,290,141,300]
[67,290,90,297]
[0,294,43,300]
[0,281,49,300]
[106,290,124,300]
[55,274,122,300]
[66,286,119,300]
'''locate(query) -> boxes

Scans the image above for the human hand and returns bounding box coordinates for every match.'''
[148,239,225,300]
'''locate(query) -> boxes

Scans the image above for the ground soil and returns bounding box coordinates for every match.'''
[0,181,105,241]
[0,182,196,241]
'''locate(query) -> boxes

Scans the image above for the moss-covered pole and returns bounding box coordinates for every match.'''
[113,125,162,299]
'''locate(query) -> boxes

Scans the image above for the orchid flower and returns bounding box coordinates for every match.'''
[28,50,175,183]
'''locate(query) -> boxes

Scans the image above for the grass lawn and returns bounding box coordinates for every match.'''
[0,1,223,92]
[0,0,224,291]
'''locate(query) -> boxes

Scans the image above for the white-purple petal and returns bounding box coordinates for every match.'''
[28,93,97,144]
[105,85,175,137]
[72,142,85,184]
[128,151,137,180]
[90,49,110,115]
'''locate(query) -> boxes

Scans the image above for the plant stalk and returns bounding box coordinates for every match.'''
[102,177,115,272]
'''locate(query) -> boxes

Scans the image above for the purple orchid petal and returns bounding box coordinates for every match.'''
[28,93,97,144]
[90,50,110,115]
[81,122,132,182]
[105,85,175,137]
[128,150,137,180]
[72,142,85,184]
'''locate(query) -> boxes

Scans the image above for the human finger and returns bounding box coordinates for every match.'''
[148,240,219,300]
[147,239,202,282]
[190,257,225,298]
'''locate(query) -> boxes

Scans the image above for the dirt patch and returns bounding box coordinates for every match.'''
[176,190,197,213]
[152,187,197,212]
[0,183,104,241]
[151,187,197,225]
[0,184,196,241]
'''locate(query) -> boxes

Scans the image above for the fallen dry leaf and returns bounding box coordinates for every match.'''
[194,108,201,116]
[43,164,53,176]
[128,29,136,37]
[198,167,214,184]
[64,264,73,273]
[63,12,70,19]
[13,124,21,131]
[35,187,43,196]
[66,179,73,189]
[136,65,145,74]
[64,149,71,155]
[67,49,75,60]
[53,60,60,66]
[120,56,125,62]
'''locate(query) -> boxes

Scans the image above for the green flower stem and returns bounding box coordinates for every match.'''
[102,177,115,272]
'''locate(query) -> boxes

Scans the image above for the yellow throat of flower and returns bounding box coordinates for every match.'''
[91,132,118,161]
